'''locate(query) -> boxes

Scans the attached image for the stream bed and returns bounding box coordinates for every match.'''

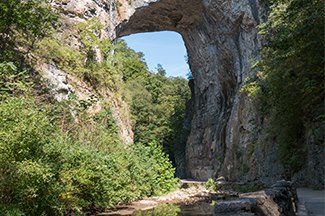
[134,202,254,216]
[103,180,297,216]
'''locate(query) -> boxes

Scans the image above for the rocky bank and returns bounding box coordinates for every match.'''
[102,180,298,216]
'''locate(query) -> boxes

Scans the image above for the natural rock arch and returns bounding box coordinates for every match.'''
[115,0,263,180]
[55,0,293,183]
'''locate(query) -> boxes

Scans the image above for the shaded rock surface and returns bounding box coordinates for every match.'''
[43,0,325,187]
[214,181,298,216]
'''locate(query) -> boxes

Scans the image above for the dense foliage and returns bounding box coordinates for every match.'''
[0,97,177,215]
[0,0,57,64]
[123,61,191,163]
[243,0,324,173]
[0,1,190,215]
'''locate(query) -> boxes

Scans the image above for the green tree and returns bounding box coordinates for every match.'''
[0,0,57,64]
[156,64,167,76]
[254,0,324,173]
[124,56,191,166]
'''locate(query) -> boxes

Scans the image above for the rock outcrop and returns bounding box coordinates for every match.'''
[45,0,324,187]
[215,181,298,216]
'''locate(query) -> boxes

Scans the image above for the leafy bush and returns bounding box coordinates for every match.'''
[132,143,178,196]
[0,98,178,215]
[0,0,57,64]
[0,62,32,99]
[0,98,62,215]
[0,205,26,216]
[204,178,216,192]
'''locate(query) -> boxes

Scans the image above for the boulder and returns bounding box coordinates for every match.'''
[214,181,297,216]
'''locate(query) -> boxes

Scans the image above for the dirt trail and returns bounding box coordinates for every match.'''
[297,188,325,216]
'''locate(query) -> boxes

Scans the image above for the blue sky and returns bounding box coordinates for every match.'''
[122,31,190,78]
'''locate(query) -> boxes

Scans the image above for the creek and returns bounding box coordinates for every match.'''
[134,202,254,216]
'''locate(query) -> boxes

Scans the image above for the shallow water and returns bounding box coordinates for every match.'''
[134,202,254,216]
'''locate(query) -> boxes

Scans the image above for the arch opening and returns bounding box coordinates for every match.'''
[114,0,253,180]
[122,31,190,78]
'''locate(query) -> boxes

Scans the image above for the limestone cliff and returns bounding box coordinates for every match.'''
[41,0,323,187]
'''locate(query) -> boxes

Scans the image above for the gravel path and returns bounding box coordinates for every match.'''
[297,188,325,216]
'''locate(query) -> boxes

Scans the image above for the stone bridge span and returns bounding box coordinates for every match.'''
[115,0,263,180]
[53,0,325,186]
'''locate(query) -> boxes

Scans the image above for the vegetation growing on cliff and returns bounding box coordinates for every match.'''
[0,0,57,65]
[243,0,324,173]
[36,18,191,165]
[0,2,190,215]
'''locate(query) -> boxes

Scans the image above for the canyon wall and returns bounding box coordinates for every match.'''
[46,0,323,187]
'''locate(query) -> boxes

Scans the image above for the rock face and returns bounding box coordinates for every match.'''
[38,63,72,102]
[115,0,282,183]
[48,0,324,187]
[215,181,298,216]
